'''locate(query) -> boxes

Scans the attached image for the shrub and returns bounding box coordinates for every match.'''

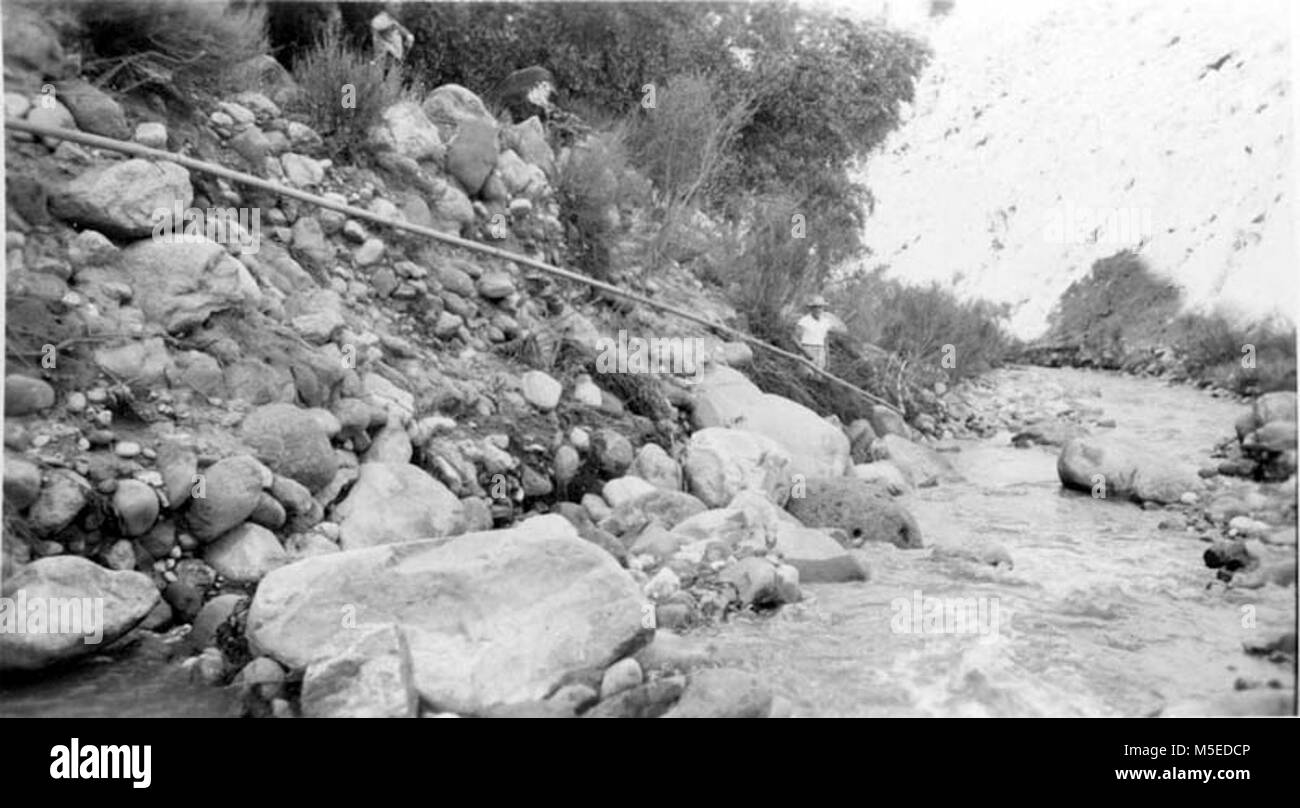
[626,73,753,209]
[398,3,736,119]
[1039,251,1296,392]
[68,0,268,96]
[265,1,381,71]
[625,72,758,271]
[1045,250,1182,365]
[721,194,820,331]
[832,267,1013,384]
[1174,314,1296,395]
[391,2,927,262]
[837,267,1015,381]
[554,129,647,283]
[290,20,404,161]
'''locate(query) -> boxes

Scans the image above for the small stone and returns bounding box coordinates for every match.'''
[112,479,160,537]
[65,392,88,413]
[354,238,385,266]
[520,370,562,411]
[235,656,286,700]
[600,657,644,699]
[114,441,142,458]
[3,455,43,511]
[4,375,56,415]
[134,122,168,149]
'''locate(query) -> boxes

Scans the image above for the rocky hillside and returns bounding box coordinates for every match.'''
[1,5,964,717]
[855,0,1295,339]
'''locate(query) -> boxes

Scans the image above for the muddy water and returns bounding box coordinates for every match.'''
[700,366,1297,716]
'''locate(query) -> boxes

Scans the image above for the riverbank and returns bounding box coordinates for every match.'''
[2,365,1292,717]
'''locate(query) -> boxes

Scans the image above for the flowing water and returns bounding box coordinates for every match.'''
[699,366,1297,717]
[1,366,1293,717]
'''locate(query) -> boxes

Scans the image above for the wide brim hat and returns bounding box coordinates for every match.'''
[806,295,828,308]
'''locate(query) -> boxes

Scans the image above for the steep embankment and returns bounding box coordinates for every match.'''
[1,4,939,718]
[856,0,1295,340]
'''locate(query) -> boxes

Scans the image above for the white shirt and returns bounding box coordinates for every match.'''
[796,313,836,346]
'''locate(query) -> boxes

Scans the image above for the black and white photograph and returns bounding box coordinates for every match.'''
[0,0,1295,745]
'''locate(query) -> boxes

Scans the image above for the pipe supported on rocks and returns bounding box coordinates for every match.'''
[4,117,903,415]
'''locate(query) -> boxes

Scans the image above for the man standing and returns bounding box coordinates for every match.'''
[794,295,846,372]
[370,10,414,75]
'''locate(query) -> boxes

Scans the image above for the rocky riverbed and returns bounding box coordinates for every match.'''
[2,362,1293,717]
[695,366,1296,717]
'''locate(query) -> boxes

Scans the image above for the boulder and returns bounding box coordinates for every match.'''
[669,491,795,554]
[584,677,686,718]
[504,116,555,175]
[228,126,271,167]
[785,476,923,549]
[601,476,658,508]
[850,461,913,495]
[186,593,247,650]
[1057,438,1202,504]
[187,455,269,543]
[94,338,172,387]
[632,443,681,491]
[430,180,475,230]
[203,523,289,583]
[1244,421,1297,454]
[682,427,792,508]
[24,99,77,147]
[50,159,192,238]
[5,374,55,415]
[2,7,66,78]
[869,433,961,488]
[112,479,159,537]
[247,515,648,714]
[239,403,338,493]
[774,523,870,582]
[4,454,43,511]
[117,237,261,334]
[0,556,159,672]
[422,84,493,141]
[53,79,129,139]
[301,624,419,718]
[280,153,327,187]
[847,418,879,464]
[598,490,708,538]
[1253,392,1296,427]
[333,462,464,550]
[494,149,547,196]
[592,429,635,476]
[663,668,774,718]
[28,468,91,538]
[369,100,445,163]
[446,117,499,196]
[691,366,850,479]
[868,404,912,439]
